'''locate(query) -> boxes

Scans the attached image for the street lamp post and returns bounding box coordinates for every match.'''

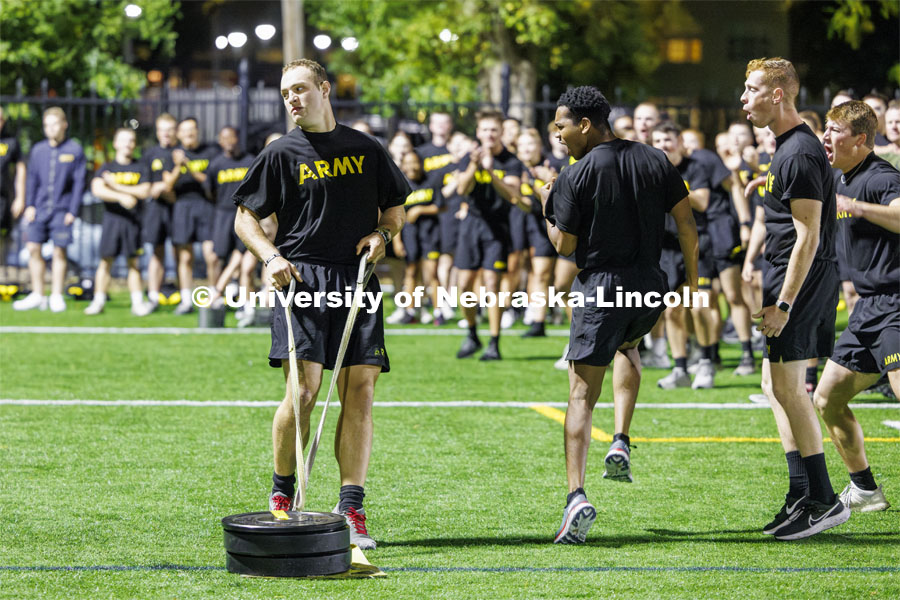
[219,25,276,150]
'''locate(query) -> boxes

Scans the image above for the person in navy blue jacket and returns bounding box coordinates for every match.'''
[13,107,86,312]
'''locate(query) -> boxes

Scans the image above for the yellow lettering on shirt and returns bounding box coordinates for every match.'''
[0,143,7,156]
[423,153,452,172]
[59,154,75,163]
[151,158,164,171]
[217,167,249,184]
[180,159,209,175]
[885,353,900,367]
[836,197,857,220]
[297,155,366,186]
[405,188,433,206]
[112,171,142,185]
[683,179,691,192]
[765,171,774,193]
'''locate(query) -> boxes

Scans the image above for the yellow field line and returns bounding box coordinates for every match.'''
[530,405,900,443]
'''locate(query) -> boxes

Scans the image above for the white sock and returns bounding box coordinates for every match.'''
[652,336,668,357]
[94,292,108,304]
[180,288,191,304]
[147,290,159,305]
[130,290,145,306]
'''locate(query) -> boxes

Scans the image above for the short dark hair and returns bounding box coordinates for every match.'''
[282,59,328,87]
[475,109,504,126]
[556,86,611,131]
[652,121,682,137]
[178,116,198,128]
[827,101,877,150]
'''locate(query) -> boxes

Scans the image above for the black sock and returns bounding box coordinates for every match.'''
[741,341,753,355]
[802,453,835,504]
[785,451,808,498]
[849,467,878,491]
[490,335,499,347]
[675,357,688,370]
[613,433,630,447]
[272,472,296,497]
[338,485,365,512]
[701,344,714,361]
[468,325,478,340]
[567,487,585,505]
[713,343,721,362]
[806,366,818,387]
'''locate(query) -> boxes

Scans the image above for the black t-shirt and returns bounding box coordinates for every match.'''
[233,124,410,266]
[173,143,218,201]
[404,176,443,212]
[545,138,688,270]
[94,159,149,220]
[430,160,463,211]
[207,151,255,211]
[547,154,572,174]
[763,123,836,266]
[836,153,900,296]
[690,149,733,222]
[457,147,523,220]
[520,170,550,216]
[416,142,454,176]
[0,134,23,200]
[751,152,772,213]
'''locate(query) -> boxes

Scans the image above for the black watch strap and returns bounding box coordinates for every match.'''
[376,227,392,244]
[776,300,791,313]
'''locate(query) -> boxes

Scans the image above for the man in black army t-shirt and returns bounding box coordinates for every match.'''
[740,57,849,540]
[540,86,697,544]
[454,109,524,361]
[233,59,409,551]
[814,101,899,513]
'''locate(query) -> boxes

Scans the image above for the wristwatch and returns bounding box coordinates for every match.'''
[264,253,282,267]
[776,300,791,313]
[375,227,392,244]
[741,220,752,227]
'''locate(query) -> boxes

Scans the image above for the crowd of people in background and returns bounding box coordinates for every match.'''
[1,90,898,394]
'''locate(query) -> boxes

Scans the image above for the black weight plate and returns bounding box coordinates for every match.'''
[224,527,349,557]
[222,511,346,534]
[226,549,352,577]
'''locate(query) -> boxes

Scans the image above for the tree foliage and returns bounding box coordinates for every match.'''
[0,0,181,99]
[305,0,681,107]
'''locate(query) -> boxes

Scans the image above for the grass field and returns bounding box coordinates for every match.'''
[1,297,898,599]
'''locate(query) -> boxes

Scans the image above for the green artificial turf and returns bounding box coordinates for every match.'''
[0,300,897,599]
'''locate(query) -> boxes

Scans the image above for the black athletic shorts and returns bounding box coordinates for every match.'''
[454,215,509,272]
[269,260,389,372]
[525,211,555,257]
[698,248,745,288]
[763,259,839,363]
[508,207,527,252]
[212,208,245,259]
[99,211,143,260]
[706,215,742,262]
[831,294,900,375]
[172,198,213,246]
[567,265,668,367]
[439,198,460,255]
[0,195,11,234]
[25,211,71,247]
[660,248,685,292]
[401,217,440,263]
[142,199,172,246]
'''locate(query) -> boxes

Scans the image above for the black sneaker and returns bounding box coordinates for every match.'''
[457,336,483,359]
[479,343,502,361]
[762,494,807,535]
[521,322,546,338]
[774,497,850,540]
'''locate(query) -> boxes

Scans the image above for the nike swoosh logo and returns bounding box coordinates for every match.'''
[786,497,805,515]
[809,504,838,525]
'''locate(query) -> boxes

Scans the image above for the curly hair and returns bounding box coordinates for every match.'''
[556,86,611,130]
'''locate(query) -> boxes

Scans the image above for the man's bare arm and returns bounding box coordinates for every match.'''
[837,194,900,233]
[671,196,699,291]
[778,198,821,305]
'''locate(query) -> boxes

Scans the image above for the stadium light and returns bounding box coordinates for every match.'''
[313,34,332,50]
[124,4,142,18]
[255,24,276,41]
[341,37,359,52]
[215,35,229,50]
[228,32,248,49]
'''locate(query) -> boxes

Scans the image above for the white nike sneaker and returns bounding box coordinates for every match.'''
[48,293,67,313]
[13,292,48,311]
[84,298,106,315]
[640,351,671,369]
[839,482,890,512]
[386,307,407,324]
[500,309,516,330]
[554,343,570,371]
[131,301,153,317]
[657,367,691,389]
[691,360,715,389]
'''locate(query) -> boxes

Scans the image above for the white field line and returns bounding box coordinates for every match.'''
[0,326,568,337]
[1,399,898,409]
